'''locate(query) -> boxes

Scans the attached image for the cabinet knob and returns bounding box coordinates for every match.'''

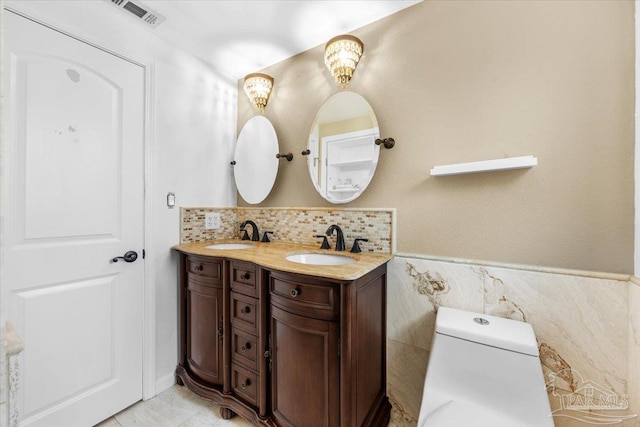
[241,379,251,389]
[241,272,251,280]
[195,264,203,271]
[241,306,251,314]
[241,342,252,351]
[290,288,300,298]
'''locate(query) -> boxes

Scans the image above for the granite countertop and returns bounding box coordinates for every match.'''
[174,239,393,281]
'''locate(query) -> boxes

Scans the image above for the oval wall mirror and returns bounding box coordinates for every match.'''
[234,116,279,204]
[306,91,380,204]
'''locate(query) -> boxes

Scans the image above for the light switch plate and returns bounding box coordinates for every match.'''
[205,212,221,230]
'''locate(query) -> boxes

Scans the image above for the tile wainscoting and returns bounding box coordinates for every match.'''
[387,255,640,426]
[629,279,640,424]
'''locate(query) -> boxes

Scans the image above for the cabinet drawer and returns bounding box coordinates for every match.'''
[231,292,259,334]
[230,261,257,297]
[186,256,222,283]
[231,328,258,371]
[270,274,339,321]
[231,363,259,407]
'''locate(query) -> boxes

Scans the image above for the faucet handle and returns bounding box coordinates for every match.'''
[261,231,274,243]
[240,228,250,241]
[316,235,331,250]
[350,238,369,253]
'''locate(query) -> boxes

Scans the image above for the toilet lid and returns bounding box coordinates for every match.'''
[422,400,521,427]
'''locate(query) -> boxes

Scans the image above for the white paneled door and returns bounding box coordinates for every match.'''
[3,11,145,427]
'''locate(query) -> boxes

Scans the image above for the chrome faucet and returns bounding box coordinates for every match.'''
[240,220,260,241]
[325,224,345,251]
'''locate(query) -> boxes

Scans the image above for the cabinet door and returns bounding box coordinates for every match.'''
[186,278,224,386]
[270,305,339,427]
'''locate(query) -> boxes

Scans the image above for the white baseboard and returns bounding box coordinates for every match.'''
[153,372,176,399]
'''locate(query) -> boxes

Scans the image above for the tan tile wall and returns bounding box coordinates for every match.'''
[387,256,636,426]
[180,207,238,243]
[180,207,395,254]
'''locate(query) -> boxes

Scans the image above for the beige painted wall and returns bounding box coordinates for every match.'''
[237,0,635,274]
[320,114,375,138]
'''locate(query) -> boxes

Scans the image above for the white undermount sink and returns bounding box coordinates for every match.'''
[205,243,255,250]
[285,253,357,266]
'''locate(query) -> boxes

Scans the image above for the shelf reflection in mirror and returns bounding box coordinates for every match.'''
[234,116,279,204]
[306,91,380,204]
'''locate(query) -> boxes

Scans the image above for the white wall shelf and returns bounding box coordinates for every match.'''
[430,155,537,176]
[330,158,374,167]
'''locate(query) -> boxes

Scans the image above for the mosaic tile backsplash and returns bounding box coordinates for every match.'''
[180,207,395,254]
[180,207,238,243]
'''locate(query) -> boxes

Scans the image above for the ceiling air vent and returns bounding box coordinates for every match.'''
[105,0,166,29]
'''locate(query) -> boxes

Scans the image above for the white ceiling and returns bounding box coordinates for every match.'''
[143,0,421,80]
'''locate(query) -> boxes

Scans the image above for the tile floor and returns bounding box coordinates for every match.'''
[95,385,251,427]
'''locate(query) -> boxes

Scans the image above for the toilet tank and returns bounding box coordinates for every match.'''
[421,307,554,426]
[435,307,539,356]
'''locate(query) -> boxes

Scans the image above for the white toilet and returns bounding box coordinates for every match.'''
[417,307,554,427]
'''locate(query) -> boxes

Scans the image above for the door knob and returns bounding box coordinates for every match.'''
[112,250,138,263]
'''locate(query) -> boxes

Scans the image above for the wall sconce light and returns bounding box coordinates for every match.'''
[324,35,364,90]
[243,73,274,114]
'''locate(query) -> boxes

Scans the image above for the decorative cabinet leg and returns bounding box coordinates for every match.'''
[219,407,235,420]
[176,376,184,386]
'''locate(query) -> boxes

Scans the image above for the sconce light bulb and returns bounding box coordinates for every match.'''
[324,34,363,90]
[243,73,274,114]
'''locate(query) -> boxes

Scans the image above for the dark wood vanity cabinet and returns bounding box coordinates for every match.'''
[268,269,390,427]
[268,271,341,427]
[176,252,390,427]
[182,255,224,386]
[270,304,340,427]
[229,259,267,415]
